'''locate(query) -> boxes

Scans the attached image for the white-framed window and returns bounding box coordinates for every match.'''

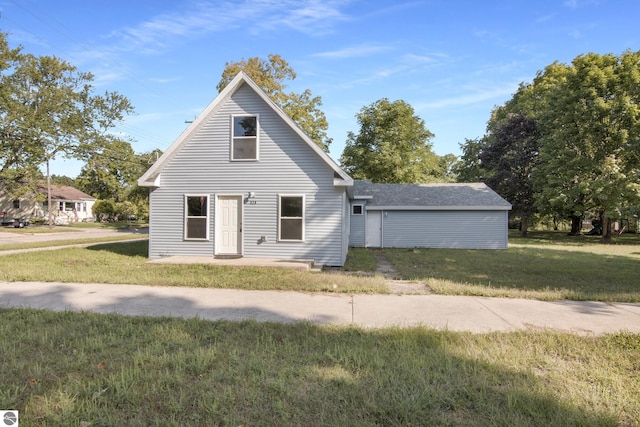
[352,204,363,215]
[278,195,304,241]
[231,115,258,161]
[184,194,209,240]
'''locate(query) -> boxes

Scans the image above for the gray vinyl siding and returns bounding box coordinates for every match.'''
[148,83,346,266]
[381,210,508,249]
[349,203,366,247]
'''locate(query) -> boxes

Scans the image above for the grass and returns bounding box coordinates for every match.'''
[342,247,378,272]
[1,230,639,301]
[384,231,640,302]
[0,235,147,251]
[0,240,388,294]
[1,309,637,426]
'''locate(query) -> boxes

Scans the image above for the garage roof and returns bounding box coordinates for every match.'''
[353,180,511,211]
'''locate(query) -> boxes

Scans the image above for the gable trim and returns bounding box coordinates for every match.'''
[138,71,352,187]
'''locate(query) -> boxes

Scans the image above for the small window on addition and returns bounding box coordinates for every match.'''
[352,205,363,215]
[232,115,258,160]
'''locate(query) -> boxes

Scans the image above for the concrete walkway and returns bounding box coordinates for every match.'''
[2,230,639,334]
[1,281,639,335]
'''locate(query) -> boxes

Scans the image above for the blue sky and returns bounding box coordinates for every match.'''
[2,0,639,177]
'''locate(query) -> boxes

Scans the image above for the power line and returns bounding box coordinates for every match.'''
[7,0,163,98]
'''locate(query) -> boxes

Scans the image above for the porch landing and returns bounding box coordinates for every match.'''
[147,256,315,271]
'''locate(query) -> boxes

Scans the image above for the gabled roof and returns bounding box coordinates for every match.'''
[37,184,95,201]
[138,71,352,187]
[353,180,511,211]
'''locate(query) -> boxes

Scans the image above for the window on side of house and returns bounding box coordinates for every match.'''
[279,195,304,241]
[231,115,258,161]
[352,204,363,215]
[12,200,20,209]
[185,195,209,240]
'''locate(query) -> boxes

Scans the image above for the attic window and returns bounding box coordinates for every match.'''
[232,115,258,161]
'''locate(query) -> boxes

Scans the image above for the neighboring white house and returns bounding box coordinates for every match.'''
[139,72,511,266]
[0,183,95,225]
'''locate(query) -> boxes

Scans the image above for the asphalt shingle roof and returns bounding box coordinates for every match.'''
[36,184,95,201]
[353,180,511,209]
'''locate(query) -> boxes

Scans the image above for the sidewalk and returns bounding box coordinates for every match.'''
[1,281,639,334]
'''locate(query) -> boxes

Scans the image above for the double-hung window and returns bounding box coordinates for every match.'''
[185,195,209,240]
[279,195,304,241]
[232,115,258,160]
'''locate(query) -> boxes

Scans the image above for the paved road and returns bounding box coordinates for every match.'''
[0,226,147,244]
[0,226,148,255]
[1,281,639,334]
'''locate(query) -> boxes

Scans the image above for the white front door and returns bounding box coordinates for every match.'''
[366,210,382,248]
[217,195,242,254]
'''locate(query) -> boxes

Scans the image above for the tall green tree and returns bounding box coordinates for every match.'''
[0,33,40,197]
[217,54,331,152]
[76,139,138,201]
[479,112,540,236]
[340,98,439,183]
[533,52,640,241]
[77,146,161,221]
[452,137,489,183]
[437,153,459,183]
[0,32,134,225]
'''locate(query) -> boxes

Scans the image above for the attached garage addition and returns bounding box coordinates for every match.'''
[350,180,512,250]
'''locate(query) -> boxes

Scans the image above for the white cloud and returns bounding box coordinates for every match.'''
[401,53,447,65]
[107,0,350,55]
[148,77,182,84]
[569,29,583,39]
[415,81,519,110]
[313,44,391,59]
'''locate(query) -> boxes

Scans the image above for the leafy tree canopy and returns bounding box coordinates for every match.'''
[460,50,640,240]
[217,54,331,152]
[340,98,441,184]
[480,112,540,235]
[0,31,134,203]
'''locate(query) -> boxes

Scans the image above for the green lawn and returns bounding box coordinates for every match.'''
[0,240,387,294]
[1,231,639,301]
[1,309,637,426]
[384,231,640,302]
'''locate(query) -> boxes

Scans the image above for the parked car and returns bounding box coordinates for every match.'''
[13,218,30,228]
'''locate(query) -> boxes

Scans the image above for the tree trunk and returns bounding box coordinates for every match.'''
[568,215,583,235]
[519,214,529,237]
[601,216,613,243]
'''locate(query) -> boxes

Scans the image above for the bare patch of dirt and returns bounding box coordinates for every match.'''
[370,249,400,279]
[387,280,432,295]
[325,251,432,295]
